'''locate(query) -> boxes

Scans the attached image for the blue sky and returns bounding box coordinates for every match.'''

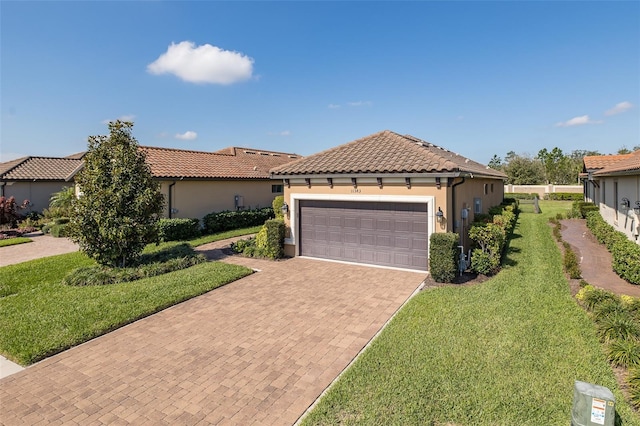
[1,1,638,165]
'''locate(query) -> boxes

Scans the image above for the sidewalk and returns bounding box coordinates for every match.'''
[560,219,640,298]
[0,232,79,267]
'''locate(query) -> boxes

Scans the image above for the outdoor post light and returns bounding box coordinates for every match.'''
[436,207,444,223]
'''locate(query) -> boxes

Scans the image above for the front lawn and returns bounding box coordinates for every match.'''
[0,237,32,247]
[302,201,640,425]
[0,227,258,365]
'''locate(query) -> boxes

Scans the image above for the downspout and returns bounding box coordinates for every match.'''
[451,176,466,243]
[168,181,176,219]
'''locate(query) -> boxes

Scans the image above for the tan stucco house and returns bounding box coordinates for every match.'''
[0,155,84,213]
[141,146,300,220]
[583,150,640,244]
[270,130,507,271]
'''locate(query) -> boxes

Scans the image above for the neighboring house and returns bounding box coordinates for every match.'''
[582,152,634,205]
[140,146,301,220]
[270,130,507,271]
[583,150,640,244]
[0,155,84,213]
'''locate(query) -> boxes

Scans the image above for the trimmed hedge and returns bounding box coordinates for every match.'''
[469,200,518,276]
[256,219,285,259]
[586,211,640,285]
[572,200,598,219]
[545,192,583,201]
[272,196,285,220]
[157,218,201,242]
[505,192,538,200]
[429,232,459,283]
[202,207,274,234]
[50,223,69,238]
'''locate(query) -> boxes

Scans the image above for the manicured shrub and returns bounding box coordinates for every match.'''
[231,237,256,254]
[470,249,500,276]
[50,223,69,238]
[429,232,459,283]
[0,196,30,227]
[157,218,201,242]
[272,196,285,220]
[562,242,581,279]
[578,286,620,311]
[255,219,285,259]
[202,207,274,234]
[547,193,583,201]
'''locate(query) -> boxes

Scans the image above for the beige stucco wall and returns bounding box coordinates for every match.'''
[505,184,583,198]
[158,179,282,221]
[278,176,505,257]
[0,181,71,214]
[598,174,640,244]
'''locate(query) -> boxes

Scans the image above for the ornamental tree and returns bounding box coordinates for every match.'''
[68,121,165,267]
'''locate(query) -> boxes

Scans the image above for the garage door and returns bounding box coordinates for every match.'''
[299,200,428,271]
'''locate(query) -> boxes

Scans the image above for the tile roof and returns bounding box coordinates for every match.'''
[593,150,640,176]
[141,146,301,179]
[0,157,83,181]
[583,153,634,171]
[270,130,507,178]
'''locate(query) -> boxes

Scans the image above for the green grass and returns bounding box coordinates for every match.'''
[0,237,32,247]
[302,201,640,425]
[186,225,262,247]
[0,227,260,365]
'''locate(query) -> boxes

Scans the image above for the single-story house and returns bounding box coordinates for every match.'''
[0,155,84,213]
[140,146,300,219]
[583,150,640,244]
[270,130,507,271]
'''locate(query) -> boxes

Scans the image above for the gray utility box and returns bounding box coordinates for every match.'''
[571,380,615,426]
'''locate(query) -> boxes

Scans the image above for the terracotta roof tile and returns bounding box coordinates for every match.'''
[0,157,83,181]
[593,150,640,175]
[141,146,300,179]
[270,130,506,178]
[583,153,634,171]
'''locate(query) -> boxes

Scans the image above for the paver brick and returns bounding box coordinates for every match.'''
[0,256,423,424]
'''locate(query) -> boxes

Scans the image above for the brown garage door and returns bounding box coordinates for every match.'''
[299,200,428,271]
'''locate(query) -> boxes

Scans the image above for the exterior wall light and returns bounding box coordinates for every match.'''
[281,202,289,216]
[621,197,631,209]
[634,201,640,216]
[436,207,444,223]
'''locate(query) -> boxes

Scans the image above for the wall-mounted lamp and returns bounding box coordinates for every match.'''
[634,201,640,216]
[621,197,631,209]
[281,202,289,216]
[436,207,444,223]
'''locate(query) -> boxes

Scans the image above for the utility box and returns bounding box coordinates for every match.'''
[571,381,615,426]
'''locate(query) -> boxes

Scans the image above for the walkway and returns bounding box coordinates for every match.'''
[0,253,425,425]
[0,232,79,267]
[560,219,640,298]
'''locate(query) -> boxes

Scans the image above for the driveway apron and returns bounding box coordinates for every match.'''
[0,257,424,425]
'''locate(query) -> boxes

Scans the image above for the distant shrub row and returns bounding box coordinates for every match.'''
[202,207,274,234]
[544,192,583,201]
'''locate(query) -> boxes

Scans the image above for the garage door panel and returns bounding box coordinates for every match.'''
[300,200,428,271]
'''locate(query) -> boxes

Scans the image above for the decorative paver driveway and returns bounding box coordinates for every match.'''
[0,257,424,425]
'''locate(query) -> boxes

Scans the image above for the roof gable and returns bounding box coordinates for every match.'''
[270,130,506,178]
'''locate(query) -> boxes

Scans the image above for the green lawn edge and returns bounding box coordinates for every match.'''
[301,201,640,425]
[0,237,32,248]
[0,226,260,366]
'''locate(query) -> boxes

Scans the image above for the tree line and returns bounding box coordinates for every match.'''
[488,145,640,185]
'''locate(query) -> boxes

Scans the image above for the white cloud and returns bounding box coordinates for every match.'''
[328,104,341,109]
[348,101,373,107]
[605,101,633,116]
[102,114,136,124]
[555,115,602,127]
[175,131,198,140]
[268,130,291,136]
[147,41,254,85]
